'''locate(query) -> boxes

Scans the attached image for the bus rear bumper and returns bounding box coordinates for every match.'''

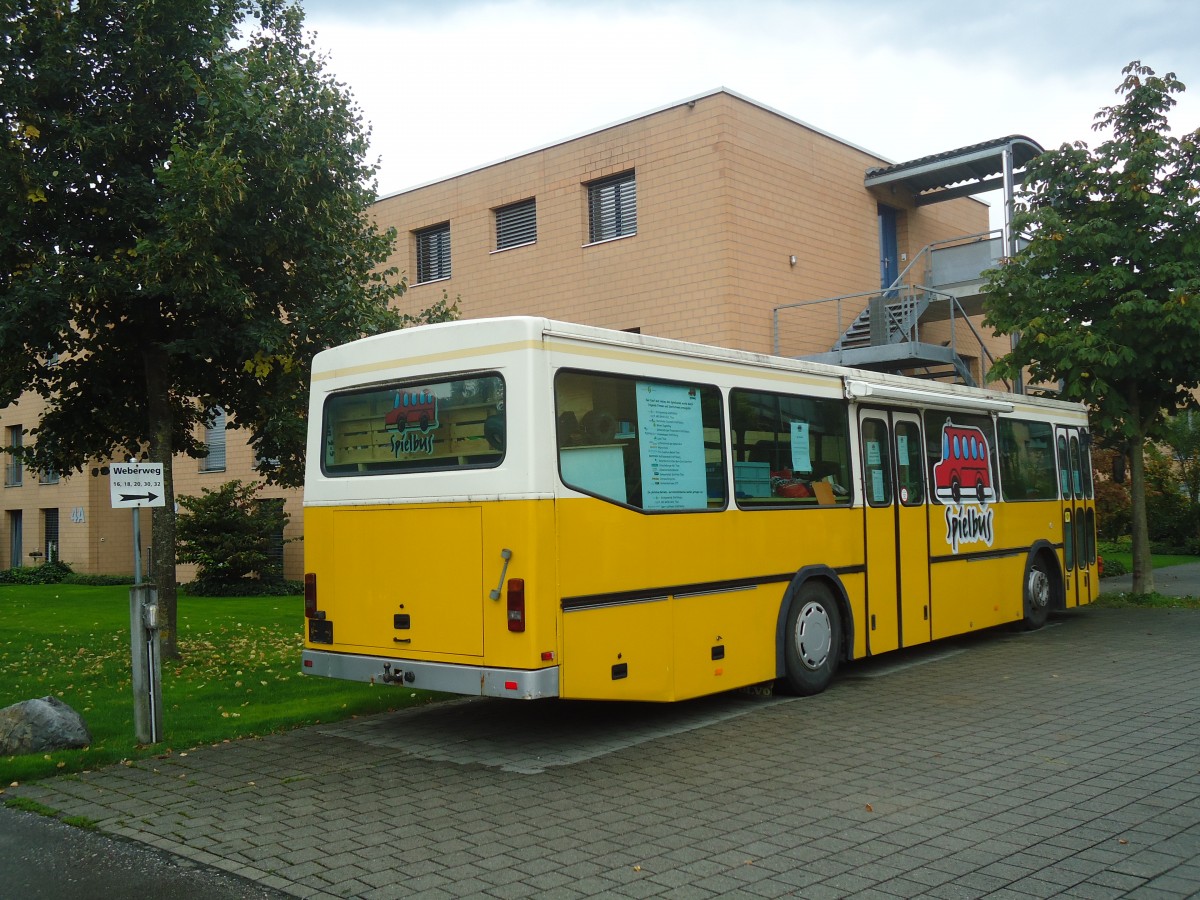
[301,649,560,700]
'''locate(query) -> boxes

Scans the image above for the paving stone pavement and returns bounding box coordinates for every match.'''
[9,607,1200,899]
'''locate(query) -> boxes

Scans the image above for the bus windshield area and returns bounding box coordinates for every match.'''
[322,374,505,475]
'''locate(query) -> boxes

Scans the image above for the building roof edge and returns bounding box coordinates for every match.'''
[374,88,897,202]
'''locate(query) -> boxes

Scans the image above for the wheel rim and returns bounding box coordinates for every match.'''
[1027,566,1050,611]
[794,601,832,670]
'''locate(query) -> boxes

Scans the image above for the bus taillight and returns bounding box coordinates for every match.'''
[304,573,317,618]
[507,578,526,632]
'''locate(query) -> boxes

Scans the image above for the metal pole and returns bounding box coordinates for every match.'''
[129,583,161,744]
[132,506,142,585]
[1003,141,1024,395]
[129,507,161,744]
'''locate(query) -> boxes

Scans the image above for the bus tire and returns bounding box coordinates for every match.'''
[782,581,841,695]
[1022,553,1053,630]
[950,476,961,504]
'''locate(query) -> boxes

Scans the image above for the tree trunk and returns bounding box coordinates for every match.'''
[144,346,181,659]
[1128,421,1155,596]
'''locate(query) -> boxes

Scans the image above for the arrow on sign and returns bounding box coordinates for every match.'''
[120,493,159,504]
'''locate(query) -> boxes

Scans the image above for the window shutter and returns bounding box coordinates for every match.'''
[588,171,637,243]
[495,199,537,250]
[203,407,227,471]
[416,223,451,283]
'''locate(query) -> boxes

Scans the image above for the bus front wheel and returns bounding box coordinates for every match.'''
[782,581,841,695]
[1022,555,1053,630]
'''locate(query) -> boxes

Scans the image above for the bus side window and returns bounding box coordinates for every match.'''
[730,387,851,507]
[554,370,724,512]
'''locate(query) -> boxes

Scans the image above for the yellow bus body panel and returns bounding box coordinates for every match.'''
[304,499,558,672]
[305,493,1094,701]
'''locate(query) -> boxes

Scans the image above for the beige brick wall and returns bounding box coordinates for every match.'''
[0,392,302,581]
[376,91,990,359]
[0,391,146,574]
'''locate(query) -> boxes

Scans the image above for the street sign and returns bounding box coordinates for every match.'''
[109,462,166,508]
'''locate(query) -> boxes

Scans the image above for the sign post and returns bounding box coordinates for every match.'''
[110,462,166,744]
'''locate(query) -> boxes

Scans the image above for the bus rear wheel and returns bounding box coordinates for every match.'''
[782,581,841,695]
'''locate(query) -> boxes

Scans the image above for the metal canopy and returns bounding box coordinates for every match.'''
[865,135,1044,206]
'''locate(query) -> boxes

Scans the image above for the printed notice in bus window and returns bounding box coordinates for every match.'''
[790,422,812,473]
[637,382,707,510]
[897,434,910,466]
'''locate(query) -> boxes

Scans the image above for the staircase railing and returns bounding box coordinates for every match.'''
[771,228,1010,386]
[772,286,1008,389]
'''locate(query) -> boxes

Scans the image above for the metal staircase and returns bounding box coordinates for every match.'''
[773,231,1010,389]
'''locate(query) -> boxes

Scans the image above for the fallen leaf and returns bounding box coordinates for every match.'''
[865,803,874,812]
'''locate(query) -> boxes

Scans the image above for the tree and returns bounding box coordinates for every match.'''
[984,61,1200,594]
[0,1,452,655]
[177,480,290,589]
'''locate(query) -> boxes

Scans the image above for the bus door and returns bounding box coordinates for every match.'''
[859,408,931,654]
[1055,426,1095,605]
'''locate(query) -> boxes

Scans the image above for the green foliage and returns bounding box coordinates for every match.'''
[1154,412,1200,504]
[0,584,439,783]
[984,62,1200,435]
[1094,477,1132,540]
[183,578,302,597]
[0,561,74,585]
[0,0,418,483]
[1095,591,1200,610]
[176,480,291,586]
[0,1,457,654]
[62,574,135,587]
[984,61,1200,592]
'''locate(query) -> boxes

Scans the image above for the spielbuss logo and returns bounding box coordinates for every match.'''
[932,421,995,554]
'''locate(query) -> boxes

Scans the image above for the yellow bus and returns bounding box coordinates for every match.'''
[301,317,1097,701]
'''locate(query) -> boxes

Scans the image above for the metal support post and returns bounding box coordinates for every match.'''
[129,583,162,744]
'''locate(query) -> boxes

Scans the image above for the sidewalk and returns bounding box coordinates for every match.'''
[7,605,1199,898]
[1101,560,1200,596]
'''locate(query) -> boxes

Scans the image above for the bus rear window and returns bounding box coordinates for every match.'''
[322,374,505,475]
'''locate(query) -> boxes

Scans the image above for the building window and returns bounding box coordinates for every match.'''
[415,223,451,283]
[495,198,536,251]
[5,425,23,487]
[8,510,22,568]
[201,407,227,472]
[39,467,59,485]
[43,508,59,563]
[587,171,636,244]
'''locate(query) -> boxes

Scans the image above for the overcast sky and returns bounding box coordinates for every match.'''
[296,0,1200,225]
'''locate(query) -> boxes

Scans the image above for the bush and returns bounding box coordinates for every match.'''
[0,560,74,584]
[1146,486,1200,551]
[177,479,292,583]
[1093,478,1131,540]
[182,578,303,597]
[1100,555,1128,577]
[64,573,135,586]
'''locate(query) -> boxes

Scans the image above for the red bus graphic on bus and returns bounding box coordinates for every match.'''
[385,389,438,433]
[933,421,995,504]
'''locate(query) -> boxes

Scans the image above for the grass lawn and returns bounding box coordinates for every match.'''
[1096,541,1200,610]
[1,583,438,785]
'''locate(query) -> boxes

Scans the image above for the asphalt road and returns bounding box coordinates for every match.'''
[0,805,289,900]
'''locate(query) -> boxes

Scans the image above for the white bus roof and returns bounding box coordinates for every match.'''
[311,316,1086,420]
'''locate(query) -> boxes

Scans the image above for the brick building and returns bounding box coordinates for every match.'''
[1,88,1039,578]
